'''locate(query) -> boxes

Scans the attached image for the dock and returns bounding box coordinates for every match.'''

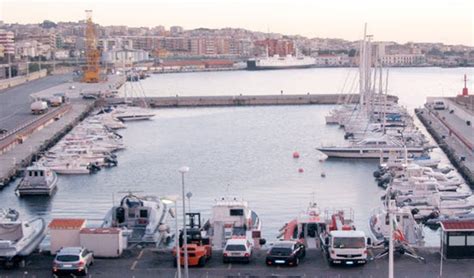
[0,100,96,186]
[0,74,125,187]
[2,247,471,277]
[416,95,474,186]
[108,93,399,108]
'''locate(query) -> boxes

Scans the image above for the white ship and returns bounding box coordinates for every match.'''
[247,54,315,70]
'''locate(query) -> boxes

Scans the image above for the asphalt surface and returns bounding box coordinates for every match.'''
[0,74,72,132]
[1,248,473,278]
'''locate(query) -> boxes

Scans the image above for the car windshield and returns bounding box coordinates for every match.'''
[270,247,292,256]
[56,255,80,262]
[225,244,246,251]
[333,237,365,249]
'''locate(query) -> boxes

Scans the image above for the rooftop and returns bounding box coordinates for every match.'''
[440,220,474,231]
[48,218,86,230]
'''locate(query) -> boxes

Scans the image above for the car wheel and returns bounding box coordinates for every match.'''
[223,258,228,264]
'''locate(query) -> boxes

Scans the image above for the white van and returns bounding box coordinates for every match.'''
[433,100,446,110]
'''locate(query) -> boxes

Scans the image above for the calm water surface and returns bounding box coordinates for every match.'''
[2,67,473,246]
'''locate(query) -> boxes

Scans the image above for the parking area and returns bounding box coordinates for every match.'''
[1,247,473,278]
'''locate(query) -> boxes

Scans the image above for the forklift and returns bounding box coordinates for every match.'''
[173,213,212,267]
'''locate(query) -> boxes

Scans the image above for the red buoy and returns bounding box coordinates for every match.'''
[293,151,300,159]
[298,168,304,173]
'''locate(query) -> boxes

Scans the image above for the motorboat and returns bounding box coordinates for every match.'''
[278,202,326,249]
[368,207,424,246]
[201,197,264,250]
[102,192,172,245]
[15,165,58,196]
[42,159,100,175]
[0,209,46,265]
[112,106,156,122]
[317,136,426,159]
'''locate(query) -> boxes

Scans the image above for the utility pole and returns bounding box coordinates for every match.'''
[7,53,12,78]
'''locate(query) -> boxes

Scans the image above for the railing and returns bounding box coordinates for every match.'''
[0,103,71,153]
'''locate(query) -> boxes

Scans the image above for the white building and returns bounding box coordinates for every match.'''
[314,54,350,66]
[102,49,150,65]
[54,49,70,59]
[0,30,14,55]
[380,54,425,66]
[15,40,39,57]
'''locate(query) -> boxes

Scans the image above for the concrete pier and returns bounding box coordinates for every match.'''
[2,247,471,277]
[108,93,399,108]
[0,100,95,187]
[416,97,474,186]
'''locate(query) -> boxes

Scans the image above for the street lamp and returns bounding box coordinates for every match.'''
[161,195,181,278]
[179,166,190,278]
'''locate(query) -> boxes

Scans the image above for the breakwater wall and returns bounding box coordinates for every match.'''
[415,108,474,186]
[0,100,96,187]
[0,70,48,90]
[108,94,399,108]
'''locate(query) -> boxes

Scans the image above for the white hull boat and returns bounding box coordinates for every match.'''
[0,209,46,262]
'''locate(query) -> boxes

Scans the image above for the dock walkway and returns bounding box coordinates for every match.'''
[2,248,471,277]
[0,100,95,187]
[416,105,474,186]
[108,94,399,108]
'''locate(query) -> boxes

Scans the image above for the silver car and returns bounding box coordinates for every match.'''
[53,247,94,276]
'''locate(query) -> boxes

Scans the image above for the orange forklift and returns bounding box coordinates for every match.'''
[173,213,212,267]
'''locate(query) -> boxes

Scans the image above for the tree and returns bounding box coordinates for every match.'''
[40,20,57,29]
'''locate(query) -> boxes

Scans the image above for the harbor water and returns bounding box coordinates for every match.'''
[1,67,472,247]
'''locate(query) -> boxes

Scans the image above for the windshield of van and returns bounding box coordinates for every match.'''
[333,237,365,248]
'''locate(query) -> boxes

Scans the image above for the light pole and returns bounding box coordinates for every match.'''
[161,195,181,278]
[179,166,190,278]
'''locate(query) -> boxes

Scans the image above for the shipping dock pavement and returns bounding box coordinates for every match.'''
[0,247,472,278]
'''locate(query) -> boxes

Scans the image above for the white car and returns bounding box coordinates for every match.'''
[223,238,253,263]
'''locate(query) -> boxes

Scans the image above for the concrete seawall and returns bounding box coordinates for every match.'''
[415,107,474,186]
[108,94,399,108]
[0,100,96,187]
[0,70,48,90]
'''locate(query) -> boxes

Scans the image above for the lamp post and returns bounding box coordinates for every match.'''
[179,166,190,278]
[161,195,181,278]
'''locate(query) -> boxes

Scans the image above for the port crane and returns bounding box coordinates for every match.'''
[82,10,100,83]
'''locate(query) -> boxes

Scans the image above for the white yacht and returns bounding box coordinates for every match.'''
[102,192,172,245]
[317,136,426,159]
[112,106,156,122]
[16,165,58,196]
[0,209,46,264]
[202,197,264,250]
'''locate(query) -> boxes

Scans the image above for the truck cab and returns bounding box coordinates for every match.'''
[323,230,370,265]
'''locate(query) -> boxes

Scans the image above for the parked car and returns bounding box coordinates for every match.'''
[265,240,305,267]
[0,128,7,135]
[52,247,94,276]
[223,237,253,263]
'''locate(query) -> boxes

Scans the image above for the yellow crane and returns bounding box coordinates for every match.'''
[82,10,100,83]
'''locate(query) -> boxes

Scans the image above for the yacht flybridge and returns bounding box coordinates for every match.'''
[201,197,264,250]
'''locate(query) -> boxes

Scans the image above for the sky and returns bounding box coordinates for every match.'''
[1,0,473,46]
